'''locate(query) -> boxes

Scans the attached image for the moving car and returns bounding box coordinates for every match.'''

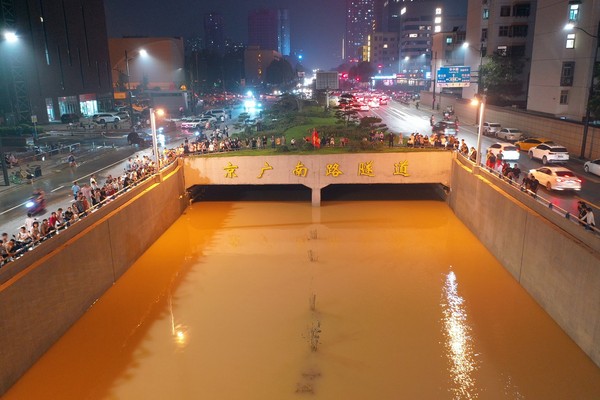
[432,121,458,135]
[488,143,520,161]
[181,118,203,129]
[482,122,501,136]
[528,166,582,191]
[496,128,524,141]
[584,159,600,177]
[528,144,569,165]
[514,137,554,152]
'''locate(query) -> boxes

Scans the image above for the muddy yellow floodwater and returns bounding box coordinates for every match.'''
[5,198,600,399]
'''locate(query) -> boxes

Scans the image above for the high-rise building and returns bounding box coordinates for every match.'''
[0,0,113,124]
[463,0,536,103]
[204,12,225,54]
[248,9,279,53]
[278,9,291,56]
[368,32,399,74]
[345,0,376,63]
[248,8,290,56]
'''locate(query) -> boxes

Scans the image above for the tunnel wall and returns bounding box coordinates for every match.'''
[0,162,188,395]
[449,159,600,368]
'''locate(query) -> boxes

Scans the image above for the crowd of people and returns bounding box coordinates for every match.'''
[0,153,175,266]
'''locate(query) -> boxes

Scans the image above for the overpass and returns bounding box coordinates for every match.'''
[182,151,453,206]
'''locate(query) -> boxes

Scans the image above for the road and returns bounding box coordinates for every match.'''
[0,100,597,237]
[365,100,600,217]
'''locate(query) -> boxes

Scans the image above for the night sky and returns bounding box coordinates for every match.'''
[103,0,467,71]
[103,0,346,70]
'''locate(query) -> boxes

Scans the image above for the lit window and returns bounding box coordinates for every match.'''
[435,16,442,24]
[446,36,453,44]
[566,33,575,48]
[568,4,579,22]
[409,33,418,38]
[482,9,489,19]
[497,45,507,56]
[401,7,406,15]
[434,25,441,33]
[435,7,442,15]
[383,44,388,48]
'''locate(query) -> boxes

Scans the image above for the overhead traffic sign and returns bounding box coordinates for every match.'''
[436,66,471,88]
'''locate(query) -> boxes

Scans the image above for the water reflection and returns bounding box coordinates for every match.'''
[442,270,479,399]
[169,294,189,349]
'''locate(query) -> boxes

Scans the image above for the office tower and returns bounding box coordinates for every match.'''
[204,12,225,54]
[0,0,113,124]
[248,8,279,52]
[278,9,291,56]
[345,0,376,62]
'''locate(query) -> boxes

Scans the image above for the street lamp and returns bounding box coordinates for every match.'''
[565,22,600,159]
[122,49,148,127]
[471,95,486,172]
[149,108,164,169]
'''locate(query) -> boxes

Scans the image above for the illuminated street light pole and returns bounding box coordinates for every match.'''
[471,96,486,172]
[149,108,164,169]
[565,22,600,159]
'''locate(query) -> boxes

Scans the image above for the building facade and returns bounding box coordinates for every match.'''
[345,0,376,62]
[368,31,399,74]
[463,0,537,102]
[248,9,279,52]
[244,46,282,85]
[527,0,600,121]
[0,0,113,124]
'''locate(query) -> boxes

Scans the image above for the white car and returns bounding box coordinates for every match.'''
[181,118,203,129]
[529,166,582,191]
[584,159,600,177]
[528,143,569,165]
[359,103,369,111]
[496,128,524,141]
[483,122,501,136]
[488,143,520,161]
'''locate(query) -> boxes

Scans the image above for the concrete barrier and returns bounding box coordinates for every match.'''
[449,158,600,367]
[0,162,188,394]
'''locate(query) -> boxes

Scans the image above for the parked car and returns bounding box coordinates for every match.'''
[583,159,600,177]
[206,109,227,119]
[482,122,501,136]
[60,113,80,123]
[488,143,520,161]
[514,137,555,152]
[93,113,120,124]
[432,121,458,135]
[496,128,524,141]
[115,111,130,121]
[529,166,582,191]
[528,143,569,164]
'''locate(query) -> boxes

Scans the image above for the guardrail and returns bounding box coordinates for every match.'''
[0,156,178,270]
[456,152,600,237]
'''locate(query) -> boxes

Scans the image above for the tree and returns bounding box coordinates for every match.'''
[334,94,358,126]
[479,51,526,105]
[349,62,375,83]
[587,63,600,120]
[266,59,295,85]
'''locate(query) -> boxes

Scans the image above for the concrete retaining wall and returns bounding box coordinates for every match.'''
[449,159,600,367]
[0,162,188,395]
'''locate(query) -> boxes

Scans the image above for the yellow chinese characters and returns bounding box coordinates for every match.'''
[293,161,308,177]
[326,162,343,177]
[224,161,239,178]
[358,161,375,177]
[257,162,273,178]
[393,160,409,176]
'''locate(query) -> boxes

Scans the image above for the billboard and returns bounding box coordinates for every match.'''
[436,66,471,88]
[316,71,339,90]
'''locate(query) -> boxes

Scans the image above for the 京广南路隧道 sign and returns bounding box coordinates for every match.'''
[436,66,471,88]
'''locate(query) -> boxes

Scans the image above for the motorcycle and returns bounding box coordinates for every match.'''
[25,193,46,215]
